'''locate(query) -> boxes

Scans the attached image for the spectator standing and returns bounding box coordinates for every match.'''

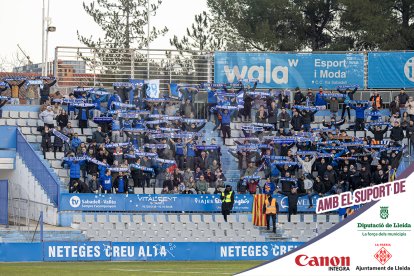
[220,185,234,222]
[263,193,278,233]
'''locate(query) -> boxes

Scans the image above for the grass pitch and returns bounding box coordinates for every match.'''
[0,261,263,276]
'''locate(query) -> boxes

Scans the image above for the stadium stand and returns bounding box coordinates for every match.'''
[0,77,410,244]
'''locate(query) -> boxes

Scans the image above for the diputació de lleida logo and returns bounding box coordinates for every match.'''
[380,206,389,220]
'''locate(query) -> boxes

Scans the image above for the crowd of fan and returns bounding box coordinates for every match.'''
[29,81,409,199]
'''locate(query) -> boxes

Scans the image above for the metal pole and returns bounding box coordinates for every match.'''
[41,0,45,75]
[45,0,50,75]
[53,47,58,79]
[40,211,44,242]
[147,0,150,79]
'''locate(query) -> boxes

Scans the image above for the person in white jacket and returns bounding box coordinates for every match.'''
[39,106,55,129]
[297,154,316,175]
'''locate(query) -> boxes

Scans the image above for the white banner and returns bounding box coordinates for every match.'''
[145,79,160,98]
[239,175,414,275]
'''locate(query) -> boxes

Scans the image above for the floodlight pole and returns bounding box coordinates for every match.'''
[147,0,150,79]
[41,0,45,75]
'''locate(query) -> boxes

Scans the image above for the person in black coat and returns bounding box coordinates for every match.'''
[41,126,53,158]
[53,126,64,158]
[368,125,389,141]
[278,187,307,222]
[293,88,306,105]
[70,179,91,193]
[390,121,404,145]
[56,109,69,128]
[290,111,302,131]
[40,78,57,105]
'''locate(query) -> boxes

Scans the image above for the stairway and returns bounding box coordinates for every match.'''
[203,122,241,190]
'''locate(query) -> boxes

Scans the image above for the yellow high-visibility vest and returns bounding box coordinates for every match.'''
[265,198,277,214]
[221,191,233,203]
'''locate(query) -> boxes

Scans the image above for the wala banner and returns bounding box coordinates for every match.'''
[238,174,414,275]
[214,52,365,89]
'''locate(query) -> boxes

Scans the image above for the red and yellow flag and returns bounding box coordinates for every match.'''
[252,194,267,226]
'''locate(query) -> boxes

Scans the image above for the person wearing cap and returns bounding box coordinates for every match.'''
[220,185,234,222]
[263,193,278,233]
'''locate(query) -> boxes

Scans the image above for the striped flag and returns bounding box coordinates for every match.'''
[252,194,267,226]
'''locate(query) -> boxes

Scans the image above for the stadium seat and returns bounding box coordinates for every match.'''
[19,111,29,118]
[1,111,9,118]
[144,214,155,224]
[191,214,202,224]
[21,127,31,135]
[304,214,314,223]
[168,214,179,223]
[28,112,38,119]
[120,215,131,223]
[329,215,340,224]
[0,119,5,126]
[45,152,55,160]
[132,214,143,223]
[180,215,190,223]
[214,215,225,223]
[109,214,119,223]
[73,214,83,223]
[278,215,288,223]
[9,111,19,118]
[26,119,37,127]
[84,214,95,223]
[291,215,301,223]
[6,119,16,125]
[17,119,26,126]
[317,215,327,223]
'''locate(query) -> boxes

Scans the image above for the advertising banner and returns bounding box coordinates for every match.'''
[214,52,365,89]
[368,52,414,88]
[41,241,302,262]
[59,193,319,213]
[239,176,414,275]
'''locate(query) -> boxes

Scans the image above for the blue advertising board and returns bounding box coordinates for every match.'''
[41,241,303,262]
[368,52,414,88]
[214,52,365,89]
[59,193,319,212]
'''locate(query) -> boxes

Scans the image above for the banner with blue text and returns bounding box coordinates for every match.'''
[368,52,414,88]
[214,52,365,89]
[59,193,319,212]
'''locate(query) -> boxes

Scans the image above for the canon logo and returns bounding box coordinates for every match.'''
[295,254,351,267]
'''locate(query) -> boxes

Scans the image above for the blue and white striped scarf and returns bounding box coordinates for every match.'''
[130,163,154,173]
[105,142,129,148]
[52,129,70,144]
[144,144,167,149]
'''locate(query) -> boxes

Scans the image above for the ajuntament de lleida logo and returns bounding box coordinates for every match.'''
[380,206,389,220]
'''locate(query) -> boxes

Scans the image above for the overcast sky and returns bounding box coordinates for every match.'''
[0,0,208,68]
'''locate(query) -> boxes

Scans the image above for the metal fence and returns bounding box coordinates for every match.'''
[54,47,212,93]
[16,130,59,206]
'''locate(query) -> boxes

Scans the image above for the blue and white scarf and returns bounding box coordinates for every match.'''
[144,120,167,125]
[322,93,346,99]
[89,89,109,96]
[149,133,170,139]
[160,127,180,132]
[134,151,158,157]
[105,142,129,148]
[73,103,95,108]
[181,118,207,124]
[63,156,87,162]
[296,151,318,156]
[123,127,147,133]
[262,155,288,161]
[108,167,130,172]
[0,96,10,100]
[196,145,220,150]
[130,164,154,173]
[113,102,136,109]
[93,117,113,123]
[144,144,167,149]
[154,158,176,164]
[84,157,108,167]
[73,87,93,93]
[52,129,70,144]
[252,123,274,129]
[113,82,133,88]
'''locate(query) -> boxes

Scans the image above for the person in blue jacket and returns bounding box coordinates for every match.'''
[349,102,369,133]
[314,87,327,107]
[218,108,233,144]
[107,93,121,110]
[71,133,82,152]
[62,155,86,193]
[100,169,113,193]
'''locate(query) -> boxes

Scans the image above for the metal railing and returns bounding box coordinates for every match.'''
[54,47,213,92]
[16,130,59,206]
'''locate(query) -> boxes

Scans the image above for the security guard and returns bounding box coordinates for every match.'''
[220,185,235,222]
[263,193,279,233]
